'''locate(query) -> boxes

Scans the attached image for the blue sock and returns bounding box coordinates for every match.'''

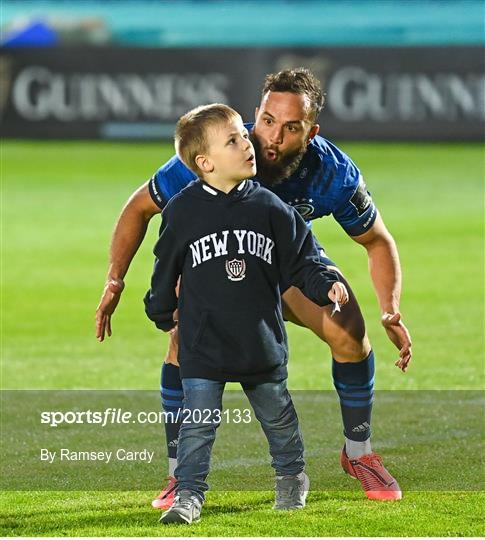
[160,363,183,460]
[332,351,374,443]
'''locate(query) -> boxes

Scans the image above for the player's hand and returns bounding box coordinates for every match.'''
[95,278,125,342]
[381,312,412,372]
[328,282,349,306]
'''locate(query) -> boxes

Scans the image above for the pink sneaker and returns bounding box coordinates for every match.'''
[341,446,402,501]
[151,476,177,509]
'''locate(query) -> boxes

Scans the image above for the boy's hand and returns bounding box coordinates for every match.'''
[95,278,125,341]
[328,281,349,306]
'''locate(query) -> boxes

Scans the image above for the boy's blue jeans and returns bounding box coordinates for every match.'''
[174,378,305,502]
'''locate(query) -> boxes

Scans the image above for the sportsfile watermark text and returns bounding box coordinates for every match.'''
[40,407,253,427]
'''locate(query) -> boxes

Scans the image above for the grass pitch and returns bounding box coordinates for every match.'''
[1,140,484,536]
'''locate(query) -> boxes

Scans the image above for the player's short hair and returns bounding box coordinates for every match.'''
[262,68,325,122]
[175,103,241,175]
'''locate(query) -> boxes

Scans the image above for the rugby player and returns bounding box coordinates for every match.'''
[96,68,412,504]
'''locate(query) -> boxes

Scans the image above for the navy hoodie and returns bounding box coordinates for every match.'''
[144,179,340,384]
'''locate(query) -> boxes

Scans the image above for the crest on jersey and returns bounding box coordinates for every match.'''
[294,203,315,218]
[225,258,246,281]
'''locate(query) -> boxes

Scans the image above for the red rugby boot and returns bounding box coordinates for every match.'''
[341,446,402,501]
[151,476,177,509]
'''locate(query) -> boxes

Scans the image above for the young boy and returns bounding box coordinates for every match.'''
[144,104,349,525]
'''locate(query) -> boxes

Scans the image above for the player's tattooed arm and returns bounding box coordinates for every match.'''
[351,213,412,372]
[96,183,161,341]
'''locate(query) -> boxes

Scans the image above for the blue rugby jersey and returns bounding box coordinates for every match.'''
[148,125,377,237]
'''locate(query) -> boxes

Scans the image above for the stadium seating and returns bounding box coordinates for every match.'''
[2,0,484,47]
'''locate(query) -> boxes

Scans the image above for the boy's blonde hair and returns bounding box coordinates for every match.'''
[175,103,241,176]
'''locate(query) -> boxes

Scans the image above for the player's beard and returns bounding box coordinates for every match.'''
[250,133,307,187]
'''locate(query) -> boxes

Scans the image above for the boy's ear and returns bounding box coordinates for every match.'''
[195,154,214,173]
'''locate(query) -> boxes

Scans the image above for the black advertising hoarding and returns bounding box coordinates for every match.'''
[0,47,263,139]
[0,46,483,140]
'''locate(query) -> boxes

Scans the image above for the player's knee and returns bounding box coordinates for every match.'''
[329,330,371,361]
[328,332,371,362]
[164,333,180,365]
[164,354,179,366]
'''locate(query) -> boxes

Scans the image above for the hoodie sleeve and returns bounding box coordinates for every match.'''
[143,212,184,331]
[273,204,340,307]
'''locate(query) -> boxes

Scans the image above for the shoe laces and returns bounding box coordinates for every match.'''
[352,453,396,488]
[357,452,383,469]
[174,493,199,511]
[275,476,303,501]
[157,476,176,499]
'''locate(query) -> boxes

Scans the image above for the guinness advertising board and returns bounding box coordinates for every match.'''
[1,46,483,140]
